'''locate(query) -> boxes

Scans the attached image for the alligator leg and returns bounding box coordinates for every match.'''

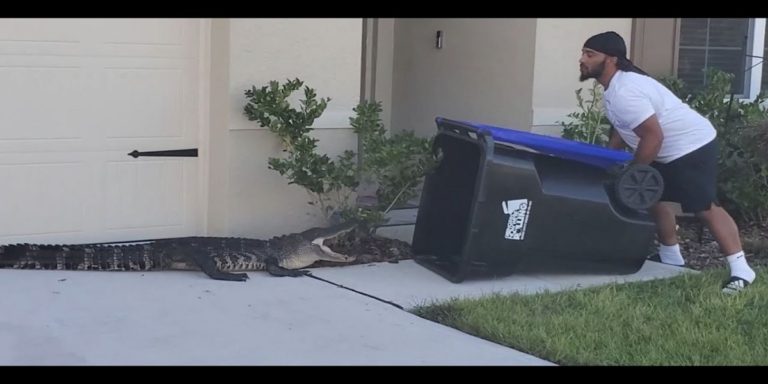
[183,246,249,282]
[265,257,309,277]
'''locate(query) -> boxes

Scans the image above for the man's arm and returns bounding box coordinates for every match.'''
[631,114,664,165]
[607,126,627,150]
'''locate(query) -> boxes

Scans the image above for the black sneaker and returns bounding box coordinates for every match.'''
[647,253,685,267]
[721,276,750,295]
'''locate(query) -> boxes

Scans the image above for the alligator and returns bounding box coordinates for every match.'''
[0,221,358,282]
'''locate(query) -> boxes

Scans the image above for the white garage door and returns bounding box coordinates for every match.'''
[0,19,204,244]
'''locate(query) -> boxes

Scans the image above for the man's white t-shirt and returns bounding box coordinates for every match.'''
[602,70,716,163]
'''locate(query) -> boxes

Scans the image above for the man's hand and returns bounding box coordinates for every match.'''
[606,162,629,178]
[607,127,627,150]
[631,115,664,165]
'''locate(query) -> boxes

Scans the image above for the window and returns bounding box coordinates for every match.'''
[677,18,766,99]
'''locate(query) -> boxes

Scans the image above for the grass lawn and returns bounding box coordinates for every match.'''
[411,267,767,365]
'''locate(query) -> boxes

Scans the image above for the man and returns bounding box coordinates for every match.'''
[578,31,755,294]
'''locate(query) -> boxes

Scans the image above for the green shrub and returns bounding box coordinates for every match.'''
[558,80,612,146]
[243,78,358,220]
[660,69,768,224]
[244,78,436,228]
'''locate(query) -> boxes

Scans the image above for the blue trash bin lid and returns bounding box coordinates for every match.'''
[440,118,632,170]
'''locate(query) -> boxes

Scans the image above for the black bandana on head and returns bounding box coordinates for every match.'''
[584,31,627,58]
[583,31,648,76]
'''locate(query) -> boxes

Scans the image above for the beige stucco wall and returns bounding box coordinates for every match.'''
[374,18,395,133]
[390,18,537,138]
[385,18,631,138]
[206,19,231,237]
[206,19,362,238]
[531,18,633,136]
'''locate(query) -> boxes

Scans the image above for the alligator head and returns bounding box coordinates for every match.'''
[269,220,358,270]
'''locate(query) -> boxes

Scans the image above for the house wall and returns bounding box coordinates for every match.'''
[390,18,538,138]
[206,19,363,238]
[373,18,396,132]
[530,18,633,136]
[384,18,633,138]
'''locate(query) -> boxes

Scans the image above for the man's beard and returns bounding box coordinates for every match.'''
[579,59,605,81]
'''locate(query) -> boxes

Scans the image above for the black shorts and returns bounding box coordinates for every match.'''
[650,138,719,213]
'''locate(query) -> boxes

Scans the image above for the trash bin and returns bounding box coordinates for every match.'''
[412,117,659,283]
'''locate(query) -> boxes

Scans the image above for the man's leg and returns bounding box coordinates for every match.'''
[651,202,679,245]
[696,203,756,292]
[695,203,741,254]
[650,202,685,266]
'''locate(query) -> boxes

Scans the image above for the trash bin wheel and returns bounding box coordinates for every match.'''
[614,164,664,210]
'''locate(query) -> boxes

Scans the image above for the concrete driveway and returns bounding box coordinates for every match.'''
[0,259,688,365]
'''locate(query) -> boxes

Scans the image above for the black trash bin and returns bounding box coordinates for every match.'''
[412,117,659,283]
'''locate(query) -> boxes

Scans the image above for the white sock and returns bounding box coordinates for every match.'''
[659,243,685,266]
[726,251,756,283]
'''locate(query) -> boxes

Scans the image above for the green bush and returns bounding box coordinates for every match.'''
[244,78,436,228]
[659,69,768,224]
[350,101,436,214]
[243,78,358,219]
[558,80,612,146]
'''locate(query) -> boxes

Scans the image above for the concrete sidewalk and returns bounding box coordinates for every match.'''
[0,260,690,365]
[309,259,690,309]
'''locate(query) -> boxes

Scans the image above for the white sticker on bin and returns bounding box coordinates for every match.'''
[502,199,532,240]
